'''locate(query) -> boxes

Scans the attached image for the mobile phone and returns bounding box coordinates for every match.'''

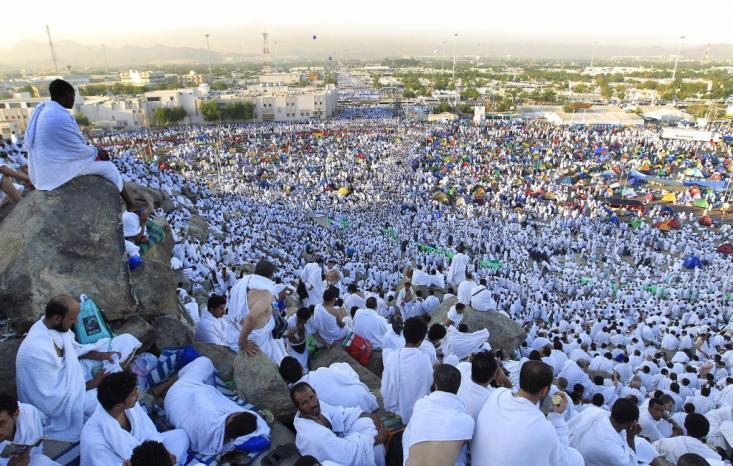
[0,438,42,458]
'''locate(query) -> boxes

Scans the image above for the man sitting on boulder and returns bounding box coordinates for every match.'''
[15,294,141,442]
[164,357,270,456]
[24,79,134,208]
[0,159,31,207]
[279,356,379,413]
[0,392,60,466]
[291,382,387,466]
[194,295,228,346]
[80,372,189,466]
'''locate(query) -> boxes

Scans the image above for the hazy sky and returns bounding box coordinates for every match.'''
[3,0,729,51]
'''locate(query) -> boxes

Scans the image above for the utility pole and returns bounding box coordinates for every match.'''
[672,35,685,81]
[590,41,599,68]
[101,44,109,74]
[45,25,59,73]
[204,34,213,84]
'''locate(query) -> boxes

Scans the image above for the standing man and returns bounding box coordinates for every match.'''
[301,257,325,306]
[24,79,133,208]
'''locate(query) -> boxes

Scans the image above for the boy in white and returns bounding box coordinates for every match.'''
[80,372,189,466]
[194,295,228,346]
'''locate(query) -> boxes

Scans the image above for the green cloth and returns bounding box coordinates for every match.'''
[138,220,166,256]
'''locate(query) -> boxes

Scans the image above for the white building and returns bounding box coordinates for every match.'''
[121,70,166,86]
[253,85,337,122]
[258,72,302,86]
[0,97,46,138]
[142,88,203,124]
[75,96,146,129]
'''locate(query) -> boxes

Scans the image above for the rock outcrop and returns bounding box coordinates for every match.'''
[430,297,526,353]
[123,181,174,212]
[151,315,193,350]
[187,215,209,243]
[193,341,236,381]
[233,352,293,421]
[0,176,136,332]
[0,339,22,398]
[130,219,178,319]
[110,316,156,352]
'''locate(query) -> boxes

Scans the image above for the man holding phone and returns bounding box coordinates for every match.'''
[0,393,59,466]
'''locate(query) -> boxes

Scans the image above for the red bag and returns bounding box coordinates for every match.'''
[342,332,372,365]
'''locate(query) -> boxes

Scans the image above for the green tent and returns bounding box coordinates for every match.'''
[629,218,642,229]
[480,260,503,270]
[693,199,710,209]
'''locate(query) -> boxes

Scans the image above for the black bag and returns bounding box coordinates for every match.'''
[296,280,308,300]
[271,307,288,340]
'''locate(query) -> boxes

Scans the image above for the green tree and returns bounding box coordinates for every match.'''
[433,102,453,113]
[74,113,90,127]
[152,107,187,125]
[221,102,254,120]
[402,89,416,98]
[211,82,229,91]
[200,100,221,121]
[461,87,480,100]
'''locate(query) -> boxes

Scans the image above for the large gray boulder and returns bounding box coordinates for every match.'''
[110,316,155,352]
[152,315,193,350]
[0,176,136,332]
[124,182,169,211]
[187,215,209,243]
[233,352,293,420]
[193,341,236,381]
[311,347,383,407]
[0,338,22,399]
[130,220,178,319]
[430,297,526,353]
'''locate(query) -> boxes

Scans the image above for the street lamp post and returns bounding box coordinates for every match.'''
[452,33,458,81]
[204,33,213,85]
[590,41,599,68]
[672,35,685,81]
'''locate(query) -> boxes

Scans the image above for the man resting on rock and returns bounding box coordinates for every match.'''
[15,294,141,443]
[164,357,270,456]
[291,382,387,466]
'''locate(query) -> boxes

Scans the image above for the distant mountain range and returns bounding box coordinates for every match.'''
[2,39,732,71]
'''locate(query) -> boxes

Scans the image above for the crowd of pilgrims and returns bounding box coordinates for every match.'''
[7,94,733,466]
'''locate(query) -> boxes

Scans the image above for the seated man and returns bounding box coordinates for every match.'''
[653,413,721,464]
[471,360,584,466]
[456,351,498,420]
[279,356,378,413]
[352,297,389,350]
[164,357,270,455]
[310,288,349,346]
[0,393,59,466]
[194,295,228,346]
[570,398,640,466]
[80,372,189,466]
[402,364,475,466]
[381,317,433,424]
[16,294,141,442]
[291,382,387,466]
[0,161,31,207]
[25,79,133,208]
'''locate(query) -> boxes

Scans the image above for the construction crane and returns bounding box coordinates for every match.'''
[262,33,272,74]
[46,25,59,73]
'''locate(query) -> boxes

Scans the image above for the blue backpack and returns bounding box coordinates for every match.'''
[73,294,114,345]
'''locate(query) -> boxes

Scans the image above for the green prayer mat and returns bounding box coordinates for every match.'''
[138,220,166,256]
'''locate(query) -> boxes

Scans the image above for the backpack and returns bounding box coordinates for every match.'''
[73,294,114,345]
[342,331,372,365]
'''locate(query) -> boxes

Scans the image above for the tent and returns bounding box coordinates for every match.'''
[717,243,733,255]
[656,221,671,232]
[693,199,710,209]
[337,187,350,196]
[661,193,677,203]
[683,256,703,269]
[661,205,675,215]
[432,192,450,204]
[629,218,642,229]
[669,219,681,229]
[699,215,713,226]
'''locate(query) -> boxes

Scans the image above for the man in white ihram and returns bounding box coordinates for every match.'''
[471,360,584,466]
[15,294,141,443]
[402,364,475,466]
[569,397,640,466]
[291,382,387,466]
[0,393,59,466]
[447,247,470,286]
[24,79,133,208]
[301,257,325,306]
[227,259,287,364]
